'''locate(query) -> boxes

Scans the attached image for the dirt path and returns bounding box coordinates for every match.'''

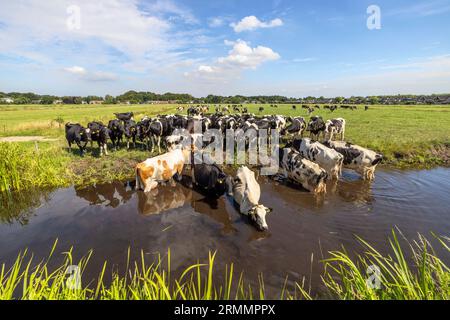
[0,136,58,142]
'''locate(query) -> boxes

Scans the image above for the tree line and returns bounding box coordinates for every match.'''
[1,91,449,105]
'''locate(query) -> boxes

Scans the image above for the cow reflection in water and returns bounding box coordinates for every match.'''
[137,182,235,233]
[137,184,192,215]
[75,181,134,208]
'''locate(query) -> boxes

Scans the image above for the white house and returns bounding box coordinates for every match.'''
[0,97,14,104]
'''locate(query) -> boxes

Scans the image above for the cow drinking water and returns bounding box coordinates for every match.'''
[230,166,272,231]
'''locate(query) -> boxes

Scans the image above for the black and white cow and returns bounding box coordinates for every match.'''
[279,148,328,194]
[124,119,138,149]
[324,118,346,141]
[323,141,383,180]
[65,123,90,156]
[114,112,134,121]
[87,121,109,156]
[107,119,124,150]
[282,117,306,138]
[289,138,344,180]
[231,166,272,231]
[307,116,326,140]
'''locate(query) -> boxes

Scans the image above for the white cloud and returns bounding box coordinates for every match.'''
[292,57,318,63]
[64,66,87,75]
[185,40,280,82]
[231,16,283,32]
[218,40,280,69]
[198,65,215,73]
[64,66,117,82]
[208,17,225,28]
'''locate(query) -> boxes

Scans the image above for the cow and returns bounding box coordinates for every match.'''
[230,166,272,231]
[176,106,184,112]
[124,119,138,149]
[324,118,346,141]
[279,148,328,194]
[289,138,344,180]
[65,123,90,156]
[114,112,134,121]
[87,121,109,156]
[307,116,326,140]
[189,161,232,197]
[281,117,306,138]
[323,141,383,180]
[365,106,369,111]
[135,148,190,192]
[292,105,297,110]
[258,107,264,113]
[107,119,124,150]
[288,138,344,179]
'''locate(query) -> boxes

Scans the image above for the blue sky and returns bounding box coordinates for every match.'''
[0,0,449,97]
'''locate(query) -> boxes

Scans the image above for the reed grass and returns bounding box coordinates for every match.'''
[1,231,449,300]
[322,229,450,300]
[0,142,69,193]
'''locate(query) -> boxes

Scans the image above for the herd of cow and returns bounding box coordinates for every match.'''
[65,108,383,231]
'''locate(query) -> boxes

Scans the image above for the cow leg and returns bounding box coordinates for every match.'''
[157,136,161,154]
[98,142,103,157]
[104,143,109,156]
[127,138,130,150]
[67,141,72,152]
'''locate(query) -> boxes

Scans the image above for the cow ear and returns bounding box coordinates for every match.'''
[265,207,273,214]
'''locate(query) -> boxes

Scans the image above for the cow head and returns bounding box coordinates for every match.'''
[249,205,271,231]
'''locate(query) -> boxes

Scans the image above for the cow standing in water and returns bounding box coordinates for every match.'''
[135,148,191,192]
[279,148,328,194]
[323,141,383,180]
[288,138,344,180]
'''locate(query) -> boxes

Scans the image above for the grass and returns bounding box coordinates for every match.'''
[322,229,450,300]
[1,230,449,300]
[0,103,449,193]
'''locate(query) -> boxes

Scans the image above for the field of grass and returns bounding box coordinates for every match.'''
[1,230,449,300]
[0,103,449,193]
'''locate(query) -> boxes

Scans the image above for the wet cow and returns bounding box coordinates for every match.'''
[289,138,344,180]
[280,148,328,194]
[135,148,190,192]
[323,141,383,180]
[230,166,272,231]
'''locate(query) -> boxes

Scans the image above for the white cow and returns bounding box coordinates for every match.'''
[231,166,272,231]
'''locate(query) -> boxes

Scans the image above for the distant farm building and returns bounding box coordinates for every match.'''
[0,97,14,104]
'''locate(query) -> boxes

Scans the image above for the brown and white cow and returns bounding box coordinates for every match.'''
[325,118,346,141]
[280,148,328,194]
[323,141,383,180]
[231,166,272,231]
[135,148,190,192]
[289,138,344,180]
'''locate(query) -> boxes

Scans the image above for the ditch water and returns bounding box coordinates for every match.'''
[0,167,449,297]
